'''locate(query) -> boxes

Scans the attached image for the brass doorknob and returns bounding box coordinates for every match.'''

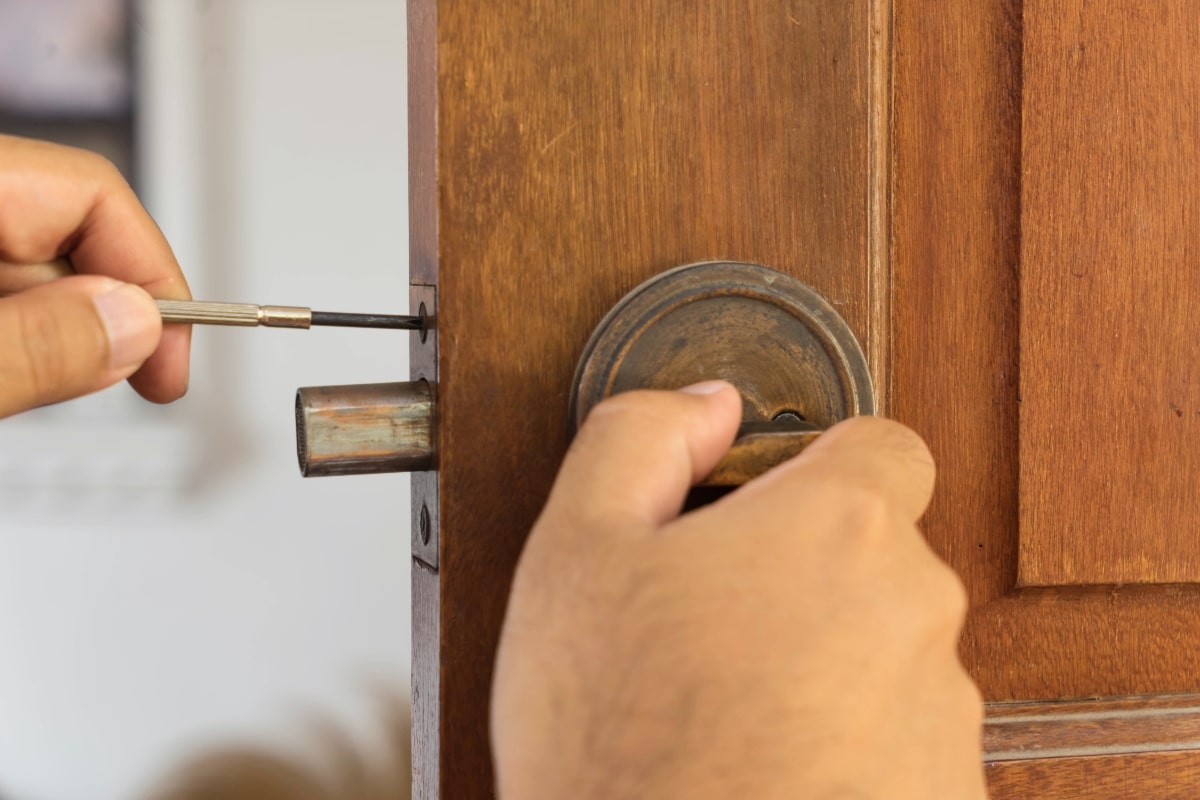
[571,261,875,486]
[295,381,434,477]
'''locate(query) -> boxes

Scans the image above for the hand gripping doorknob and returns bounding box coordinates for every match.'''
[569,261,876,486]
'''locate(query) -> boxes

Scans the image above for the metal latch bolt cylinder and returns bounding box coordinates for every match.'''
[295,380,434,477]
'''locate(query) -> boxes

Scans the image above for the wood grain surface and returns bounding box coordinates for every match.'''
[893,0,1200,699]
[982,698,1200,799]
[985,694,1200,760]
[986,751,1200,799]
[891,0,1024,629]
[1018,0,1200,586]
[893,0,1200,794]
[412,0,1200,795]
[409,2,883,796]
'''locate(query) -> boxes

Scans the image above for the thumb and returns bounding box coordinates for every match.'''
[0,275,162,418]
[540,381,743,535]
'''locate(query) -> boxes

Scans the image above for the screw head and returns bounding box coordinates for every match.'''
[419,503,432,546]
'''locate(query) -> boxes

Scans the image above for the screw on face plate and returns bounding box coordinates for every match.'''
[419,503,431,546]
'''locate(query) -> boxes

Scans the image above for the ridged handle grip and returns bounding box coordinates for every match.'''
[157,300,259,325]
[156,299,311,328]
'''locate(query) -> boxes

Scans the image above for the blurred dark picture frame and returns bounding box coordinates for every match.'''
[0,0,136,185]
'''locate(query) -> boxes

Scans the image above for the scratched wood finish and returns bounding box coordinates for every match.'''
[408,2,882,796]
[1018,0,1200,586]
[984,695,1200,760]
[893,0,1200,796]
[985,751,1200,799]
[981,698,1200,800]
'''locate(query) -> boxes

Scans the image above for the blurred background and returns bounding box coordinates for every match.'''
[0,1,412,797]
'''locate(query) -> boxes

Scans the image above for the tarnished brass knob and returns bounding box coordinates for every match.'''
[570,261,875,486]
[295,381,434,477]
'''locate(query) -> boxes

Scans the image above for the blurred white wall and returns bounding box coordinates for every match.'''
[0,2,412,798]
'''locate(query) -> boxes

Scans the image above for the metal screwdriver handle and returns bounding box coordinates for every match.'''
[155,299,259,325]
[156,299,311,328]
[155,299,422,330]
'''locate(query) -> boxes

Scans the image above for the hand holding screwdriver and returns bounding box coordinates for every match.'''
[0,135,190,418]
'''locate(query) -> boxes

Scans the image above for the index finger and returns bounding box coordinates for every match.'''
[728,415,937,525]
[0,134,191,402]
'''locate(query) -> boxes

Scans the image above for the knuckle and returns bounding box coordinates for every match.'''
[809,484,969,631]
[912,560,970,644]
[75,148,135,205]
[820,482,894,547]
[932,561,970,626]
[961,675,985,723]
[948,669,986,731]
[80,148,123,182]
[827,415,932,461]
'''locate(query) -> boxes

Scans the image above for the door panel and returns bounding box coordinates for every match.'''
[409,2,884,796]
[1019,0,1200,587]
[412,0,1200,796]
[893,0,1200,793]
[895,0,1200,699]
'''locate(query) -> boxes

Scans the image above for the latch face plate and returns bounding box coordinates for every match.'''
[411,284,439,570]
[570,261,875,481]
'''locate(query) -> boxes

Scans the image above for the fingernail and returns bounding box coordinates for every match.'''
[678,380,733,396]
[93,283,158,370]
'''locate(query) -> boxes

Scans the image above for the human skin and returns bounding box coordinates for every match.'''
[1,135,985,799]
[0,134,190,419]
[492,383,988,799]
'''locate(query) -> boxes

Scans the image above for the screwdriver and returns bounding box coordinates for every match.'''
[155,299,423,331]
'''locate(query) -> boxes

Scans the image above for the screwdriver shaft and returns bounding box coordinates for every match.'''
[156,299,421,331]
[310,310,423,330]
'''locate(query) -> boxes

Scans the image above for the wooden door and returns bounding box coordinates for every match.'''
[409,1,1200,797]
